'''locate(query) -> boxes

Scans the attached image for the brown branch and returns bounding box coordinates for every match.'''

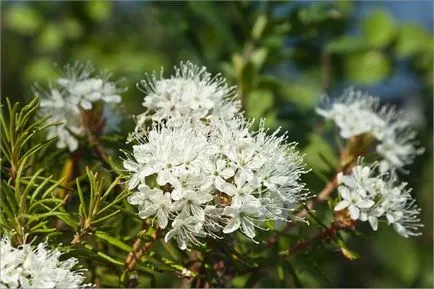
[124,230,158,274]
[89,134,113,172]
[279,224,340,258]
[122,226,159,288]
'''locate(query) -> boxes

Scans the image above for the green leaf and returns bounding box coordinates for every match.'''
[82,243,124,266]
[362,9,396,48]
[245,89,274,118]
[344,51,390,84]
[37,24,64,52]
[326,36,370,53]
[303,134,339,173]
[24,58,59,83]
[252,14,268,40]
[188,1,236,50]
[62,18,83,40]
[85,1,112,22]
[395,23,431,57]
[373,228,419,284]
[298,4,342,24]
[281,81,322,110]
[94,231,133,252]
[250,48,268,70]
[5,5,42,35]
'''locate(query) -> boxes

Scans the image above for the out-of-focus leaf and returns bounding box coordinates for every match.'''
[326,36,369,53]
[62,18,83,40]
[85,1,112,22]
[188,1,236,50]
[232,274,249,288]
[303,134,339,173]
[362,9,396,48]
[395,23,431,57]
[281,81,322,110]
[373,228,419,284]
[245,89,273,118]
[344,51,390,84]
[250,48,268,69]
[100,52,167,74]
[340,246,359,260]
[252,14,268,40]
[240,61,257,91]
[5,5,42,35]
[263,35,285,50]
[24,58,58,83]
[299,4,342,24]
[37,24,64,52]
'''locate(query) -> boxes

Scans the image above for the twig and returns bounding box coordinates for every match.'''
[124,230,159,274]
[279,224,340,258]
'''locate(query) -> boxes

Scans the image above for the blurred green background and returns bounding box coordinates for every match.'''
[1,1,432,287]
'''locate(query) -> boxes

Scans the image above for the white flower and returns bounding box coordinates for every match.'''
[215,173,259,207]
[38,89,84,152]
[334,186,375,220]
[316,88,423,172]
[125,117,309,249]
[135,61,240,129]
[201,158,235,190]
[222,203,261,240]
[0,236,91,288]
[128,184,172,229]
[164,212,206,250]
[123,120,211,191]
[377,127,425,173]
[35,62,124,152]
[125,62,309,249]
[57,62,122,110]
[334,163,423,237]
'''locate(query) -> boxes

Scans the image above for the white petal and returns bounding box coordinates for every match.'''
[356,199,375,209]
[216,159,226,171]
[215,177,236,196]
[241,219,256,239]
[80,100,92,110]
[157,209,169,229]
[177,234,187,250]
[164,228,177,243]
[128,174,140,190]
[348,205,360,220]
[171,188,184,201]
[334,200,350,211]
[157,169,173,186]
[368,216,378,231]
[138,205,158,219]
[338,186,350,200]
[123,160,138,172]
[220,167,235,179]
[223,217,241,234]
[393,223,409,238]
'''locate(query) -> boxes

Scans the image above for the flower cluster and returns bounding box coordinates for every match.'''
[125,63,308,249]
[0,236,91,288]
[317,88,423,237]
[35,62,124,152]
[134,62,240,132]
[316,88,424,173]
[334,163,423,238]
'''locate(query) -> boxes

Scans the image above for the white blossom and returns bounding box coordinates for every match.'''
[35,62,125,152]
[124,117,308,249]
[135,61,240,130]
[334,163,423,237]
[0,236,91,288]
[316,88,423,172]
